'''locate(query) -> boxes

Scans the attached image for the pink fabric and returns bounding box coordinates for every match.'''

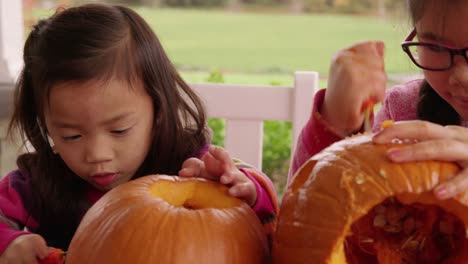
[373,79,422,130]
[0,172,36,254]
[239,167,278,237]
[0,223,30,256]
[241,168,275,219]
[288,89,343,184]
[289,80,424,185]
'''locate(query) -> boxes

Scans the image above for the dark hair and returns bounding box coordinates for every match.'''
[7,4,208,249]
[407,0,461,125]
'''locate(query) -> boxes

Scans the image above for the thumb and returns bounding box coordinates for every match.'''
[32,235,49,259]
[375,41,385,58]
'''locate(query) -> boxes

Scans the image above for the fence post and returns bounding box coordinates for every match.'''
[291,71,319,154]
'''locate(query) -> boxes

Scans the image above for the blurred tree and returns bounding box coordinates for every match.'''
[289,0,305,13]
[377,0,386,17]
[227,0,241,12]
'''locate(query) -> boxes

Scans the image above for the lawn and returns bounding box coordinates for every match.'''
[34,6,421,86]
[135,8,420,83]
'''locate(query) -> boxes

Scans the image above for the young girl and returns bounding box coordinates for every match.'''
[0,4,277,263]
[290,0,468,198]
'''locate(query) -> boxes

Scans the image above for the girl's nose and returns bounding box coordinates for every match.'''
[449,58,468,87]
[85,137,114,164]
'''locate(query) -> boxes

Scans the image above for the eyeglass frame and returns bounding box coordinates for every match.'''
[401,28,468,71]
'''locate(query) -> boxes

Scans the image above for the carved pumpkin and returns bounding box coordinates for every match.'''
[66,175,269,264]
[273,134,468,263]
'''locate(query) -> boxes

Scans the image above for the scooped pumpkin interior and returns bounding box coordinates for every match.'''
[345,196,468,264]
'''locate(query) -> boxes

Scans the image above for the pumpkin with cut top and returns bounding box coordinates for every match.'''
[273,134,468,263]
[66,175,269,264]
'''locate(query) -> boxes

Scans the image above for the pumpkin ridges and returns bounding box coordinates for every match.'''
[273,134,466,264]
[67,175,268,264]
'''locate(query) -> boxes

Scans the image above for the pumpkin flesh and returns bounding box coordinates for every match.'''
[345,198,468,263]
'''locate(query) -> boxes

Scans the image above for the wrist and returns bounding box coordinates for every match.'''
[319,103,349,137]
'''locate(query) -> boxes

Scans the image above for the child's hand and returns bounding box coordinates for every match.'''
[0,234,49,264]
[38,248,65,264]
[321,41,386,137]
[373,120,468,199]
[179,145,257,206]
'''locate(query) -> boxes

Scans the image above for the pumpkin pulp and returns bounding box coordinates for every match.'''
[344,198,468,263]
[149,179,242,209]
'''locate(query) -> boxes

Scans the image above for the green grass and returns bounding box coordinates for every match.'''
[134,7,419,76]
[33,7,420,85]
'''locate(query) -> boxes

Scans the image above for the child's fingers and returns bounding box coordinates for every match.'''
[338,41,385,70]
[220,170,235,185]
[373,120,448,143]
[229,182,256,206]
[385,139,468,163]
[220,170,247,185]
[347,40,385,58]
[179,158,204,178]
[34,236,49,259]
[434,168,468,199]
[207,145,236,170]
[202,151,224,176]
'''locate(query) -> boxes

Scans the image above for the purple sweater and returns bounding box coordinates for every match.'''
[289,79,424,184]
[0,154,278,254]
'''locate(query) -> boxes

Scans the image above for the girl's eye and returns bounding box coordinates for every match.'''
[62,135,81,141]
[111,128,130,135]
[428,45,445,53]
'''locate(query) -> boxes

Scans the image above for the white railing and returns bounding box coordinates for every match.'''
[0,1,319,174]
[192,71,317,169]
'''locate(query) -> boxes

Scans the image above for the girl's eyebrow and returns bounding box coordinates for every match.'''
[51,112,134,129]
[417,31,451,44]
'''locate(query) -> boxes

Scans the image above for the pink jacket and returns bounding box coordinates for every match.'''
[289,79,423,184]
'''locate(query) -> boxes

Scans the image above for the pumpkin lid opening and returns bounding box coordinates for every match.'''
[149,179,242,209]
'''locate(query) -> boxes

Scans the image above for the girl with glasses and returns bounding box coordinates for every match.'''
[290,0,468,200]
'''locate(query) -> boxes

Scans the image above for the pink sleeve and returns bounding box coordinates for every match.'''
[288,89,343,185]
[0,172,33,255]
[239,168,278,236]
[241,169,275,217]
[373,80,422,131]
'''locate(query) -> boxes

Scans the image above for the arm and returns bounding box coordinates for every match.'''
[0,171,34,255]
[290,41,387,185]
[288,89,343,184]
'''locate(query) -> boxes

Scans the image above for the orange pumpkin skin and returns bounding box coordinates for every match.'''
[273,134,468,263]
[66,175,269,264]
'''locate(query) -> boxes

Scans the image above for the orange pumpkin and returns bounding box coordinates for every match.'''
[273,134,468,263]
[66,175,269,264]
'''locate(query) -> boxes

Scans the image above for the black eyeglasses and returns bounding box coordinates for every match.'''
[401,29,468,71]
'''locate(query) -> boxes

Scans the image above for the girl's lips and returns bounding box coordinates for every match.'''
[91,173,117,187]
